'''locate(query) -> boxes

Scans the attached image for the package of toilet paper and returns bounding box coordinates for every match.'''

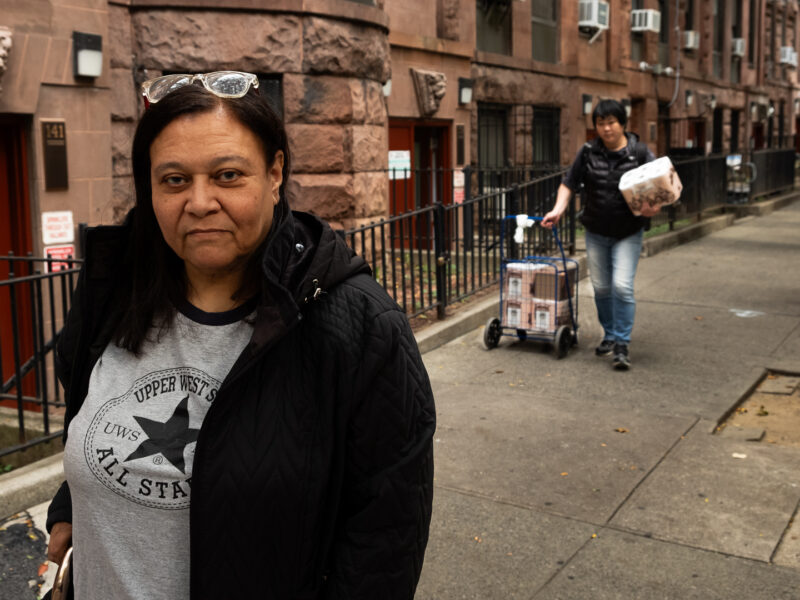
[618,156,683,216]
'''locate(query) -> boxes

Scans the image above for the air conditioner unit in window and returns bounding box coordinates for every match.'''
[578,0,610,30]
[682,30,700,50]
[731,38,746,57]
[779,46,796,65]
[631,9,661,33]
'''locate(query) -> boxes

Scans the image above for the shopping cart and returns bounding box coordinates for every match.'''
[483,214,579,358]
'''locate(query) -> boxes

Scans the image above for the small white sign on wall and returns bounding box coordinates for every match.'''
[388,150,411,180]
[42,210,74,246]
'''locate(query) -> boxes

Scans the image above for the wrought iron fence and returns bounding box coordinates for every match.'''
[0,255,80,458]
[343,170,571,319]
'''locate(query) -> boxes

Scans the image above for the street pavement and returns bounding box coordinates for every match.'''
[415,201,800,599]
[2,200,799,599]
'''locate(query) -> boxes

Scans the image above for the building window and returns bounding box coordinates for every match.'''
[631,0,644,62]
[685,0,695,32]
[476,0,512,55]
[748,0,757,65]
[730,110,740,154]
[478,105,508,167]
[731,0,742,84]
[532,106,560,169]
[712,0,724,79]
[658,0,670,66]
[531,0,558,63]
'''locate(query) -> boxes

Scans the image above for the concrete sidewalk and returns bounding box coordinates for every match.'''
[2,197,800,598]
[416,199,800,599]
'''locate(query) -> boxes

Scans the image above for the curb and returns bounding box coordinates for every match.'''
[0,452,63,521]
[641,192,800,258]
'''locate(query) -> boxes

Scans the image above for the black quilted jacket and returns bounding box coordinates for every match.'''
[46,207,436,599]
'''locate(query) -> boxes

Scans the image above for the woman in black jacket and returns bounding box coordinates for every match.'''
[543,99,657,371]
[45,72,435,599]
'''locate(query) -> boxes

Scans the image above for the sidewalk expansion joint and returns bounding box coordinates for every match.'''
[604,417,702,526]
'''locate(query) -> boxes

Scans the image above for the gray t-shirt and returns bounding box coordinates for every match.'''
[63,299,256,600]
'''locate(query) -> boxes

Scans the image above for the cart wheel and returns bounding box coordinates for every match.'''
[483,318,502,349]
[516,329,527,341]
[555,325,572,359]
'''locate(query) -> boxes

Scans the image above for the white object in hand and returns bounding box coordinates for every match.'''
[618,156,683,216]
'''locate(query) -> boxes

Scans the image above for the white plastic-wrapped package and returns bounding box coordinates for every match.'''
[618,156,683,216]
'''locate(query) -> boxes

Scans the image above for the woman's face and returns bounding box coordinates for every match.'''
[595,115,626,149]
[150,106,284,282]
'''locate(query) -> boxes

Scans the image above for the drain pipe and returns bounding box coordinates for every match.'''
[665,0,681,108]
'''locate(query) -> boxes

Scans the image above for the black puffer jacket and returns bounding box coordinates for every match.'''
[46,207,436,599]
[569,132,651,239]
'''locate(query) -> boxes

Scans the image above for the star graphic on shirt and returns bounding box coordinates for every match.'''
[123,395,200,474]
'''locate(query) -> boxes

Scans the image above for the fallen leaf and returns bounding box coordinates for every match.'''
[506,552,513,556]
[615,427,629,433]
[591,533,598,538]
[757,406,769,416]
[767,374,777,379]
[495,370,504,374]
[732,453,747,459]
[37,562,49,577]
[694,316,704,321]
[705,498,709,503]
[601,443,607,447]
[561,472,569,476]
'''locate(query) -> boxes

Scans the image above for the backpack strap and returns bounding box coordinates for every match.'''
[633,141,649,165]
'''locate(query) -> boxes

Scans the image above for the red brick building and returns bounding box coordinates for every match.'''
[1,0,798,254]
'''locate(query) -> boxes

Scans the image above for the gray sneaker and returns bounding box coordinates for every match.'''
[613,344,630,370]
[595,339,615,356]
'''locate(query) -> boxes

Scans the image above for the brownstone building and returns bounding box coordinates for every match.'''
[1,0,798,258]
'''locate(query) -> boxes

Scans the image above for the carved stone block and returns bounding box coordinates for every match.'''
[410,68,446,118]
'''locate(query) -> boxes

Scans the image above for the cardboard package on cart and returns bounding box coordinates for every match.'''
[505,262,547,299]
[505,299,526,328]
[531,299,571,332]
[531,263,577,301]
[618,156,683,216]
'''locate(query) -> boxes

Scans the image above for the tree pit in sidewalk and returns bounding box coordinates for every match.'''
[716,372,800,447]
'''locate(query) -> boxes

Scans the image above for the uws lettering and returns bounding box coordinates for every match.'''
[84,367,220,509]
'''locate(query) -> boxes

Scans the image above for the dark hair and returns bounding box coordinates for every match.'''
[115,85,292,354]
[592,99,627,128]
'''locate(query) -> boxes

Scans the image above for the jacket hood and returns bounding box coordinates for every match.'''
[247,201,370,351]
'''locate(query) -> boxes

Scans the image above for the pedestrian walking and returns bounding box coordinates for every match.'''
[542,99,659,370]
[44,71,435,599]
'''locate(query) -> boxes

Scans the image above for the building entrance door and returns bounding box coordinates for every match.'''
[0,115,35,408]
[388,120,451,249]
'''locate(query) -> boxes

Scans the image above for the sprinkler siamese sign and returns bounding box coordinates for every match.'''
[42,211,74,245]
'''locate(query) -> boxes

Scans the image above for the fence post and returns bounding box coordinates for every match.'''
[463,165,473,252]
[433,201,448,320]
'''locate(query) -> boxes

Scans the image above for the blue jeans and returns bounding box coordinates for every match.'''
[584,228,643,345]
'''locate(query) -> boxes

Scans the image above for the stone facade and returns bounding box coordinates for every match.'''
[2,0,800,257]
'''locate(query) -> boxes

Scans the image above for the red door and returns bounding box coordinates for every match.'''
[0,115,36,410]
[388,120,452,249]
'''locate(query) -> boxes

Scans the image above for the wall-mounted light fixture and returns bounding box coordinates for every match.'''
[621,98,632,118]
[685,90,694,107]
[707,94,717,111]
[582,94,593,115]
[73,31,102,78]
[382,78,392,98]
[750,102,758,119]
[458,78,474,105]
[794,98,800,112]
[767,103,775,117]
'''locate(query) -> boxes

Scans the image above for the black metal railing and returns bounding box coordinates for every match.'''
[750,148,796,198]
[344,170,571,319]
[0,255,80,458]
